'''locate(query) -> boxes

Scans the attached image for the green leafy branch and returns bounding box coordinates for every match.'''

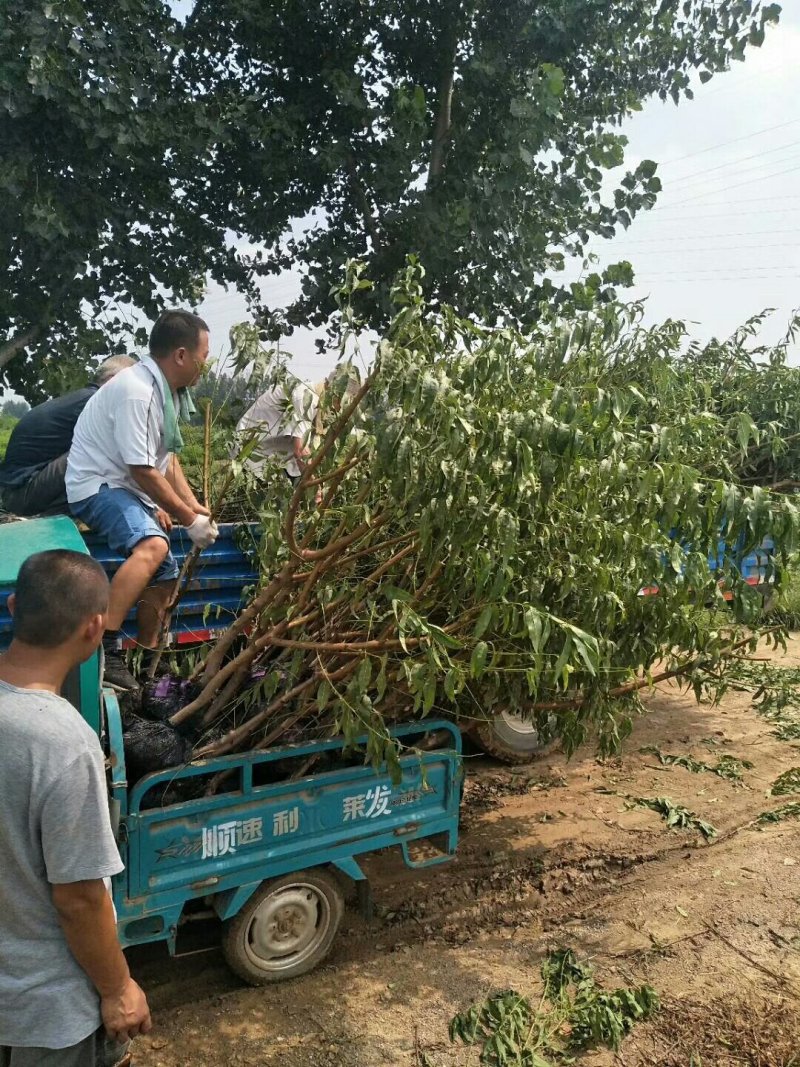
[447,949,658,1066]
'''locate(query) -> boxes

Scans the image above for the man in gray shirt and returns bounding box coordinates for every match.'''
[0,550,151,1066]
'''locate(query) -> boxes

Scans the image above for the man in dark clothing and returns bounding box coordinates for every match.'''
[0,357,135,517]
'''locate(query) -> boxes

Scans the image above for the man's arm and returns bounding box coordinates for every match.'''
[288,384,317,472]
[292,436,311,470]
[167,454,206,511]
[114,394,208,525]
[52,880,151,1041]
[128,466,209,525]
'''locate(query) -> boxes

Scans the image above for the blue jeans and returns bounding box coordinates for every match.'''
[70,485,178,582]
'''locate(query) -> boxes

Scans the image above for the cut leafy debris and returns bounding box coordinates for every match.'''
[774,720,800,741]
[757,801,800,825]
[771,767,800,796]
[722,661,800,742]
[644,992,800,1067]
[640,746,752,782]
[448,949,658,1066]
[623,795,717,840]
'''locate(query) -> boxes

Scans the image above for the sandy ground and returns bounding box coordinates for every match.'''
[131,639,800,1067]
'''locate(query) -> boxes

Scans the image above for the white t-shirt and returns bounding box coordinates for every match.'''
[66,356,170,506]
[236,381,318,478]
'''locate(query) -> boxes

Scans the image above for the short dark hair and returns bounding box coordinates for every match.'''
[149,310,209,359]
[13,550,109,647]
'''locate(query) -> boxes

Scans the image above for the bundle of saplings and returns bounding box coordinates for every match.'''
[132,262,799,783]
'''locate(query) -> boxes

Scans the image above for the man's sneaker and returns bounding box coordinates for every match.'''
[102,650,140,691]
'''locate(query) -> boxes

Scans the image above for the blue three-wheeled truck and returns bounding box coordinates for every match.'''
[0,517,463,984]
[0,513,773,981]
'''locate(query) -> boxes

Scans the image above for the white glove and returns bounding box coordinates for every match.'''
[186,514,219,549]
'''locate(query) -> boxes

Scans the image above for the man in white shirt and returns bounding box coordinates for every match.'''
[67,310,218,676]
[236,378,319,483]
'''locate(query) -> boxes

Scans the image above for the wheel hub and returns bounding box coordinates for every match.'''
[498,708,540,736]
[271,904,306,941]
[248,886,326,964]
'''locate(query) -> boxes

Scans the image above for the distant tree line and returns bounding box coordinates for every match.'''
[191,369,259,426]
[1,398,29,419]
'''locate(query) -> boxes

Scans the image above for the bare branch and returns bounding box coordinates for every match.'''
[0,324,42,370]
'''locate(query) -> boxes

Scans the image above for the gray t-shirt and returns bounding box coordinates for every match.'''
[0,680,124,1050]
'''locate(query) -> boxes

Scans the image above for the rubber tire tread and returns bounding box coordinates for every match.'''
[473,717,549,765]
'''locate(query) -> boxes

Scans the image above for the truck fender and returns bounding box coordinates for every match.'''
[213,882,261,922]
[212,858,367,923]
[331,858,372,919]
[331,857,366,883]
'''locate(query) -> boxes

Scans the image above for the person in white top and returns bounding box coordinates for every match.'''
[236,379,319,482]
[67,310,218,677]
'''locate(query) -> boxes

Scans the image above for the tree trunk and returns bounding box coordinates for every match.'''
[427,24,459,188]
[0,324,41,370]
[346,154,382,251]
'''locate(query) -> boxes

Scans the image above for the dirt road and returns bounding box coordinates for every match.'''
[133,641,800,1067]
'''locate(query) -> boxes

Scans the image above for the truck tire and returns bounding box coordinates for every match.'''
[474,709,553,765]
[221,868,344,984]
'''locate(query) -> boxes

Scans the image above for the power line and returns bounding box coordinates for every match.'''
[658,117,800,168]
[618,246,800,257]
[634,275,799,284]
[657,161,800,208]
[654,195,800,211]
[635,263,798,274]
[610,242,800,254]
[565,265,799,280]
[620,208,800,222]
[633,263,800,279]
[665,140,800,190]
[692,58,791,101]
[633,268,798,278]
[199,281,300,312]
[609,227,800,245]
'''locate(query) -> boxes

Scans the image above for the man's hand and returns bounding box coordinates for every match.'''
[192,504,211,517]
[292,437,311,471]
[101,977,152,1042]
[185,514,219,549]
[155,508,173,533]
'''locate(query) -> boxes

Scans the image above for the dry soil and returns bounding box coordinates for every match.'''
[131,637,800,1067]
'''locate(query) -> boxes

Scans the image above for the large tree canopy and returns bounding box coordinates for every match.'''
[0,0,259,400]
[1,0,782,396]
[186,0,781,334]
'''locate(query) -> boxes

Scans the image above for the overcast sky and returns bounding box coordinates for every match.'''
[188,7,800,377]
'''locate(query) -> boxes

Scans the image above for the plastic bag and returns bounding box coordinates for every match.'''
[122,714,190,783]
[141,675,200,724]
